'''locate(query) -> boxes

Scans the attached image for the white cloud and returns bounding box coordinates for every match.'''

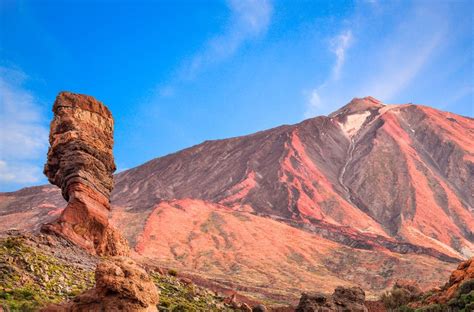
[363,0,378,5]
[0,66,48,186]
[304,1,455,117]
[442,84,474,111]
[330,30,353,80]
[309,90,322,109]
[228,0,272,35]
[305,29,353,117]
[358,29,444,101]
[149,0,272,102]
[304,89,323,118]
[181,0,273,80]
[0,160,42,184]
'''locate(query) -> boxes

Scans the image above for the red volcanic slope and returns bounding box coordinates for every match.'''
[1,97,473,302]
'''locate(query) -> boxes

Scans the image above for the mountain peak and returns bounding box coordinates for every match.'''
[330,96,384,117]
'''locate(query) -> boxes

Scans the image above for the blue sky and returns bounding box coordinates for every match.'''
[0,0,473,191]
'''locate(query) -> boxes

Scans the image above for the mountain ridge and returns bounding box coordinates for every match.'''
[1,97,473,302]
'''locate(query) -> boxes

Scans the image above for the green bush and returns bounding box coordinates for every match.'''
[415,304,445,312]
[456,279,474,296]
[0,236,94,310]
[446,289,474,311]
[152,272,235,311]
[381,288,413,310]
[168,269,178,277]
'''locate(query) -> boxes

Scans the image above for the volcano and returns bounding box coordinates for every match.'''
[1,97,473,303]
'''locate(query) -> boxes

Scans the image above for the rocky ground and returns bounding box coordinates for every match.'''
[2,231,470,311]
[0,232,253,311]
[2,97,472,304]
[0,232,94,310]
[2,95,472,311]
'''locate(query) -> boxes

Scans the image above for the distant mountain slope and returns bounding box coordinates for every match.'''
[1,97,472,302]
[112,96,473,258]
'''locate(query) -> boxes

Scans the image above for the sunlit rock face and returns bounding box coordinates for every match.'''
[42,256,160,312]
[43,91,129,256]
[2,96,473,302]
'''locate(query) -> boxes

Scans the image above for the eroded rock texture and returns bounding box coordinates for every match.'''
[296,286,368,312]
[43,91,129,256]
[425,257,474,304]
[40,92,158,312]
[43,257,159,312]
[3,97,472,302]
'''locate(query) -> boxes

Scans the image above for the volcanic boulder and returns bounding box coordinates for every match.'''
[424,257,474,305]
[296,286,368,312]
[42,257,159,312]
[445,257,474,299]
[43,91,129,256]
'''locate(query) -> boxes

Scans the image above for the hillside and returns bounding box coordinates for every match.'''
[1,97,473,303]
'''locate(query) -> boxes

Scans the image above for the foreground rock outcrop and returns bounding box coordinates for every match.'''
[2,97,472,303]
[296,286,368,312]
[42,91,129,256]
[379,257,473,311]
[420,257,473,305]
[39,92,159,311]
[441,257,474,302]
[43,257,159,312]
[0,233,245,311]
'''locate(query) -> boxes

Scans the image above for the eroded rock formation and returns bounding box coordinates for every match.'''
[422,257,474,305]
[296,286,368,312]
[43,257,159,312]
[443,257,474,300]
[41,92,159,311]
[42,91,129,255]
[3,97,472,302]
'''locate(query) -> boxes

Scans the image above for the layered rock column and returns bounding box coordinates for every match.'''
[43,91,129,256]
[41,92,159,311]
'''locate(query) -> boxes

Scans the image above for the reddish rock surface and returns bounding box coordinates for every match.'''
[1,97,473,303]
[365,301,386,312]
[42,257,159,312]
[42,92,129,256]
[38,92,158,311]
[421,257,474,305]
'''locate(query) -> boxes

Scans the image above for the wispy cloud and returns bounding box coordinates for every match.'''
[363,0,379,6]
[441,84,474,112]
[0,66,48,187]
[308,90,322,112]
[305,29,353,117]
[184,0,272,79]
[172,0,273,86]
[330,30,353,80]
[304,1,455,117]
[358,20,446,101]
[0,160,43,184]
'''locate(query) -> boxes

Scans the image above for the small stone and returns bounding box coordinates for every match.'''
[252,304,268,312]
